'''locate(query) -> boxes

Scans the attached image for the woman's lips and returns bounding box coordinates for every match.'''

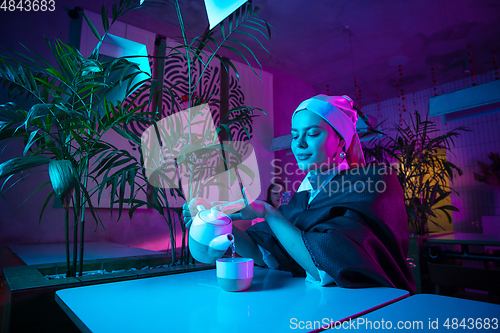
[296,154,312,161]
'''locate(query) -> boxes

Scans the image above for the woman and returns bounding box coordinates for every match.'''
[183,95,416,294]
[265,181,286,209]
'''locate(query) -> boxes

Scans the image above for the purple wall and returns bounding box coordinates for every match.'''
[272,71,317,192]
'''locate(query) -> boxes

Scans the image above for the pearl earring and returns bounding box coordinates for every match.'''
[339,151,346,159]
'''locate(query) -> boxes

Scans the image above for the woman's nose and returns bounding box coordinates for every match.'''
[296,135,308,148]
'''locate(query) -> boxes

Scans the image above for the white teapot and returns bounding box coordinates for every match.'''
[188,205,234,264]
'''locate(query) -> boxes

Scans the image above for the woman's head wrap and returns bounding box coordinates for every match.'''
[292,94,366,168]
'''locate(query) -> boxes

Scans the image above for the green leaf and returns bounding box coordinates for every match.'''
[228,10,233,32]
[110,172,119,213]
[234,30,269,53]
[435,205,459,212]
[46,68,71,86]
[117,170,127,220]
[82,9,101,40]
[217,56,239,80]
[26,103,50,128]
[0,102,26,122]
[234,6,240,26]
[220,18,226,40]
[443,162,453,181]
[23,130,39,156]
[222,44,261,79]
[70,129,88,151]
[39,191,56,223]
[101,5,110,32]
[235,163,255,184]
[127,168,136,201]
[238,23,270,40]
[113,125,141,145]
[0,156,52,179]
[34,76,71,96]
[78,182,105,232]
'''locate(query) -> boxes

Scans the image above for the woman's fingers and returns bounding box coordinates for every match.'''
[242,187,253,205]
[183,195,260,223]
[227,212,243,221]
[215,199,246,215]
[187,198,209,210]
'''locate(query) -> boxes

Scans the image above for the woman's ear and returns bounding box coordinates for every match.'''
[339,139,346,149]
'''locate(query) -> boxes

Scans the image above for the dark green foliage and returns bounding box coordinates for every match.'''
[363,111,469,236]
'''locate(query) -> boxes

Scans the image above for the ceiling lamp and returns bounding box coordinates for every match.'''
[204,0,248,30]
[96,33,151,116]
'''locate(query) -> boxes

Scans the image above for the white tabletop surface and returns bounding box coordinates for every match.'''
[56,266,409,333]
[9,241,161,265]
[333,294,500,331]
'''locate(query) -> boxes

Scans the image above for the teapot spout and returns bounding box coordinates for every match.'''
[189,233,235,264]
[208,233,234,260]
[209,233,234,252]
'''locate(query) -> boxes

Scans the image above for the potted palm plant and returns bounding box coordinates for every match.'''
[0,0,154,276]
[0,0,272,276]
[363,111,468,235]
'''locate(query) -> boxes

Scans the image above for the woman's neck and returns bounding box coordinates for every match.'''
[311,158,345,175]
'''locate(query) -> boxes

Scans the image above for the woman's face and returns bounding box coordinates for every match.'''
[291,110,344,172]
[270,184,284,208]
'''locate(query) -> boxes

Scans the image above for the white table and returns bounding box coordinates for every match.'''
[55,267,409,333]
[333,294,500,331]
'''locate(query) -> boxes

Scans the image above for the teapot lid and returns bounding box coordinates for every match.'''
[198,206,231,226]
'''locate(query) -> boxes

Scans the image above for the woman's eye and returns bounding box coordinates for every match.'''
[308,133,319,137]
[292,136,298,140]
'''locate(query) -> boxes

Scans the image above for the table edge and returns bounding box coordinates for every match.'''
[55,291,93,333]
[308,291,410,333]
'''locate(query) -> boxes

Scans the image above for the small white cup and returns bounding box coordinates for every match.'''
[216,258,254,292]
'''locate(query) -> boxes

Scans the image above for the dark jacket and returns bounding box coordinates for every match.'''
[246,165,416,294]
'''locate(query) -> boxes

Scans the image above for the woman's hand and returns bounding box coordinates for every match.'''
[182,198,210,229]
[212,188,273,221]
